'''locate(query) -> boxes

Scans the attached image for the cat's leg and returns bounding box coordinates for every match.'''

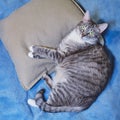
[43,73,53,89]
[28,45,64,63]
[34,89,86,112]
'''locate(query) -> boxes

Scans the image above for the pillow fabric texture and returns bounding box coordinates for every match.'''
[0,0,83,90]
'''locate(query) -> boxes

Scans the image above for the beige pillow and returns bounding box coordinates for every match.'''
[0,0,84,90]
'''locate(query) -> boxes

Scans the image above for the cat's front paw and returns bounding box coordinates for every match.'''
[29,45,40,52]
[28,52,42,59]
[28,45,44,59]
[28,52,34,58]
[28,45,41,59]
[29,45,34,52]
[28,45,36,58]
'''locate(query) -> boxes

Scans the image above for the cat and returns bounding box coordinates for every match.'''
[27,11,112,112]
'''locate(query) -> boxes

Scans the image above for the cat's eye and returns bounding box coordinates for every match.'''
[80,26,87,33]
[89,30,94,36]
[80,25,86,30]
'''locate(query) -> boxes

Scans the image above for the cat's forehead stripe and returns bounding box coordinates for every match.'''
[79,21,100,33]
[80,21,97,27]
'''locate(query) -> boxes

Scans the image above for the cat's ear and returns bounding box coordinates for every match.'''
[98,23,108,33]
[83,10,90,22]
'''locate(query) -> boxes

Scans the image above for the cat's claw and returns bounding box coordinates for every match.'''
[27,99,39,108]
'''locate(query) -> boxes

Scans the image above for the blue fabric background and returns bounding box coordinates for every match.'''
[0,0,120,120]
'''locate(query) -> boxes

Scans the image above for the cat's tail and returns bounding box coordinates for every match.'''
[29,89,86,113]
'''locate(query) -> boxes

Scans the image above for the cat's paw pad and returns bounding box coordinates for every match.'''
[28,52,34,58]
[27,99,39,108]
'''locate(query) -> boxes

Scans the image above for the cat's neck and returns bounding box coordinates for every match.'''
[57,28,92,55]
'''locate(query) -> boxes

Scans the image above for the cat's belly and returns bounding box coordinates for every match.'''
[52,65,68,87]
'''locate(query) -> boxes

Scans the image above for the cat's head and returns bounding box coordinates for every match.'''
[78,11,108,45]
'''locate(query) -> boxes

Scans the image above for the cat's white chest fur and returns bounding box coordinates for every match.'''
[66,29,84,43]
[58,28,85,53]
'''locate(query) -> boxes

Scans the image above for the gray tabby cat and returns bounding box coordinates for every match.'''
[27,11,112,112]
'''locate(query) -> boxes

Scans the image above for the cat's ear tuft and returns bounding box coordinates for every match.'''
[83,10,90,22]
[98,23,108,33]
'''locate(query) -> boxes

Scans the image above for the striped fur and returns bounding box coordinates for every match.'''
[28,11,112,112]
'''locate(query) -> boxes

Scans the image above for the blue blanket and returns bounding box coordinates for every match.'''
[0,0,120,120]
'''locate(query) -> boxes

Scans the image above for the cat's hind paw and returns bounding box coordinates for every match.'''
[27,99,39,108]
